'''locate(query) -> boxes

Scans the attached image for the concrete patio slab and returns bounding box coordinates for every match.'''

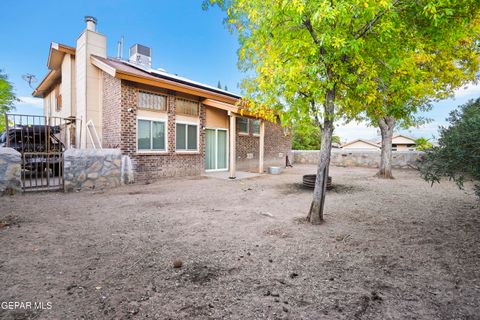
[203,170,261,180]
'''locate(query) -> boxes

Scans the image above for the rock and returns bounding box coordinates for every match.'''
[78,172,87,182]
[259,211,274,217]
[173,259,183,268]
[87,172,99,179]
[283,306,289,313]
[289,272,299,278]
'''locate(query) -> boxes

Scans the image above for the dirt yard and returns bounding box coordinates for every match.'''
[0,165,479,320]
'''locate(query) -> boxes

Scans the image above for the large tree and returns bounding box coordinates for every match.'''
[419,98,480,198]
[0,70,17,132]
[206,0,480,223]
[358,5,480,178]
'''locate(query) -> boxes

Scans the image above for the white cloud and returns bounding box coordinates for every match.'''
[15,96,43,108]
[450,82,480,99]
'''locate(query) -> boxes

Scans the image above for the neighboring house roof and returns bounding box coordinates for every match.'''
[376,134,417,145]
[341,139,380,149]
[91,55,241,105]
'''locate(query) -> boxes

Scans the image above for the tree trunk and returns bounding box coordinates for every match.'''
[307,89,335,224]
[377,116,395,179]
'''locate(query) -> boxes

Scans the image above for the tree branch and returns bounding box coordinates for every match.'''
[355,0,401,39]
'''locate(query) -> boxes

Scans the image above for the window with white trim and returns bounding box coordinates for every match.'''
[137,119,166,151]
[139,91,167,111]
[176,98,199,116]
[251,119,260,135]
[237,117,249,134]
[176,123,198,151]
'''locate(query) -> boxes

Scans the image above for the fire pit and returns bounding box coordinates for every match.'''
[302,175,333,190]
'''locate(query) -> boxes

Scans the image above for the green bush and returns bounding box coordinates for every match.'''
[418,98,480,198]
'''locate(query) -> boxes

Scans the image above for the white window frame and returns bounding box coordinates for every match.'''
[175,121,199,153]
[136,116,168,154]
[237,117,249,135]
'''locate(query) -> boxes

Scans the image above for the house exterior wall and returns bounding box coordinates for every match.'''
[264,120,291,168]
[205,107,228,129]
[102,77,206,181]
[392,136,416,145]
[236,117,291,172]
[102,73,122,148]
[76,28,106,148]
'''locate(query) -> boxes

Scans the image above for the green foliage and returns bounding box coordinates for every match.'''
[204,0,480,130]
[292,121,340,149]
[0,70,17,132]
[418,98,480,198]
[292,121,322,150]
[415,137,433,151]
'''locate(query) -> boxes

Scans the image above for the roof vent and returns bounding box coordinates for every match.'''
[129,44,151,69]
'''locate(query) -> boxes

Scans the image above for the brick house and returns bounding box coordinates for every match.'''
[32,17,291,180]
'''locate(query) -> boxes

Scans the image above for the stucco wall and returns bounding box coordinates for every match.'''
[0,148,22,195]
[292,149,423,169]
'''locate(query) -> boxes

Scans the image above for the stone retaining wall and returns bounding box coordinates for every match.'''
[64,149,132,191]
[292,149,423,169]
[0,148,22,195]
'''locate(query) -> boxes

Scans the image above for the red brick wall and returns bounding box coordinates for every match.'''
[101,77,205,181]
[236,120,260,171]
[264,119,292,168]
[102,73,291,180]
[102,73,122,148]
[236,117,291,172]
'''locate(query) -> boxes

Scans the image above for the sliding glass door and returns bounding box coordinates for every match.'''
[205,128,228,171]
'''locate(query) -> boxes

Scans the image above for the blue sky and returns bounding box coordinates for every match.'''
[1,0,479,141]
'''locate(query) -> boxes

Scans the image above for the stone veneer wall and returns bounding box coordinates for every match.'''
[0,148,22,195]
[292,149,423,169]
[64,148,123,191]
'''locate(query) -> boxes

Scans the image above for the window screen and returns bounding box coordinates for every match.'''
[138,119,166,151]
[237,117,249,134]
[176,123,198,151]
[251,120,260,135]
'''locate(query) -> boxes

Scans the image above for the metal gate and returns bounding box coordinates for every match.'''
[3,114,79,192]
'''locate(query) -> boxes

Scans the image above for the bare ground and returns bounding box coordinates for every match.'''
[0,165,479,320]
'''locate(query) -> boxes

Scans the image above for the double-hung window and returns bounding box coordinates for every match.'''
[137,119,166,151]
[176,123,198,151]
